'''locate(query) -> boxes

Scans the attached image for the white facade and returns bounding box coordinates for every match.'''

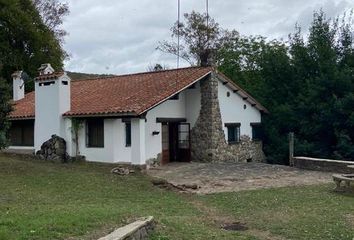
[71,84,201,163]
[218,82,262,140]
[9,71,264,164]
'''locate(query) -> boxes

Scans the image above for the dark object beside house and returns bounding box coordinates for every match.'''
[36,135,68,163]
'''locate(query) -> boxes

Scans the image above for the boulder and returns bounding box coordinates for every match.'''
[36,135,68,163]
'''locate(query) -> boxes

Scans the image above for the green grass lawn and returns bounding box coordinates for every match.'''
[0,154,353,240]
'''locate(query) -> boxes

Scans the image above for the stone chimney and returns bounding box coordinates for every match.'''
[11,71,25,101]
[38,63,55,75]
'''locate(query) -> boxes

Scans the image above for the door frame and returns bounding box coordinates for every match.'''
[159,118,191,164]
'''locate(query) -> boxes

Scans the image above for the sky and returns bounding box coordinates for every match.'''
[62,0,352,75]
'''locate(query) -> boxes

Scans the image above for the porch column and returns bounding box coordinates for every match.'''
[131,118,146,165]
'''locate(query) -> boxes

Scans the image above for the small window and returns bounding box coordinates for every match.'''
[125,122,131,147]
[225,123,241,144]
[61,81,68,85]
[86,119,104,148]
[251,123,263,141]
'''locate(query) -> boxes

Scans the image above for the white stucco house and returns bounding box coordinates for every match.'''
[8,64,268,165]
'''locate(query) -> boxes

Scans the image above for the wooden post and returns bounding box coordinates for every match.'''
[289,132,294,167]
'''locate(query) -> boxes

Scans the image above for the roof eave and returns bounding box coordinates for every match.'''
[8,116,35,121]
[62,111,139,118]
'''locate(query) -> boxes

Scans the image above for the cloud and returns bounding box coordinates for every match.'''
[62,0,350,74]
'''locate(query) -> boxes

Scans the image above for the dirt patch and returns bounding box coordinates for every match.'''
[221,222,248,231]
[148,162,333,194]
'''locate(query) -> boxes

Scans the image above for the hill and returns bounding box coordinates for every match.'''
[67,72,115,81]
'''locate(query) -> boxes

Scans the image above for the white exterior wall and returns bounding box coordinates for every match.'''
[144,91,187,161]
[77,119,132,163]
[131,118,146,165]
[75,87,200,164]
[185,82,202,127]
[218,81,262,140]
[34,75,71,151]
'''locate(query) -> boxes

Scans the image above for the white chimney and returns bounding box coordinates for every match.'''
[12,71,25,101]
[38,63,55,75]
[34,64,71,152]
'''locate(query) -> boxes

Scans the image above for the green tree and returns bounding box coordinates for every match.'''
[0,0,66,89]
[0,77,12,149]
[33,0,70,45]
[158,11,239,66]
[218,10,354,163]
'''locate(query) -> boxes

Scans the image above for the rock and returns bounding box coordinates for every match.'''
[111,167,134,176]
[151,178,168,186]
[36,135,68,163]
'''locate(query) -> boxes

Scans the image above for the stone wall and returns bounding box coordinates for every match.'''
[98,216,154,240]
[293,157,354,173]
[191,73,265,163]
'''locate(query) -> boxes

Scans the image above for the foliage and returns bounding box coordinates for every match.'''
[0,78,12,149]
[147,63,169,72]
[218,10,354,163]
[32,0,69,45]
[0,0,66,90]
[158,11,239,66]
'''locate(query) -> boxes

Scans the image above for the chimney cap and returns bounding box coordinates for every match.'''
[38,63,55,75]
[11,70,23,78]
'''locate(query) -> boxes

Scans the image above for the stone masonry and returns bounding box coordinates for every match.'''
[36,135,68,163]
[191,73,265,163]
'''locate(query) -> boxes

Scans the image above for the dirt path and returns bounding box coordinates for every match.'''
[148,162,333,194]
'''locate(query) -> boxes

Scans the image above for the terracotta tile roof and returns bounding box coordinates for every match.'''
[9,92,35,119]
[9,66,268,119]
[9,67,212,119]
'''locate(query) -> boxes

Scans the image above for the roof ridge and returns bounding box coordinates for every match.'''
[71,66,211,82]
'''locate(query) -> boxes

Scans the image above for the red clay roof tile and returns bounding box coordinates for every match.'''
[9,67,212,119]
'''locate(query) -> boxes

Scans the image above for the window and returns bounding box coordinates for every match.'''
[86,119,104,148]
[251,123,263,141]
[125,122,131,147]
[9,120,34,146]
[225,123,241,144]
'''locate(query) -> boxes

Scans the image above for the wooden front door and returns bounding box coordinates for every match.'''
[161,122,191,164]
